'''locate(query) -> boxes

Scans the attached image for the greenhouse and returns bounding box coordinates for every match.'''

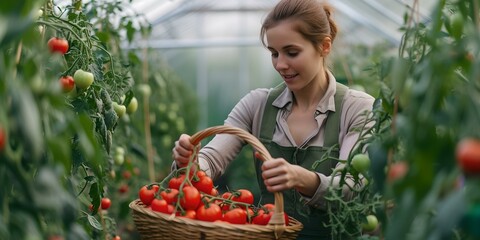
[1,0,479,240]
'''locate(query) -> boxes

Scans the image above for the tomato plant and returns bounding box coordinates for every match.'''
[47,37,68,55]
[456,138,480,175]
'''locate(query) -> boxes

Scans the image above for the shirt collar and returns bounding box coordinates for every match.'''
[271,71,337,113]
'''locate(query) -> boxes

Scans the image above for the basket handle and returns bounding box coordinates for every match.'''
[190,125,287,232]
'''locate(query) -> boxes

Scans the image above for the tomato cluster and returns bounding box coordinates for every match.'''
[137,168,289,225]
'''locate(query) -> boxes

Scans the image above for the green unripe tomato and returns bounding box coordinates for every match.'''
[114,153,124,165]
[73,69,94,89]
[112,102,126,118]
[137,84,151,97]
[127,97,138,114]
[362,214,378,232]
[351,153,371,174]
[449,12,464,40]
[115,146,125,155]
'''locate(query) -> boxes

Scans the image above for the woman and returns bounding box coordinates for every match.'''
[172,0,375,238]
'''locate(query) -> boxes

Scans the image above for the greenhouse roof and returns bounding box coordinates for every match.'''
[117,0,438,129]
[127,0,437,50]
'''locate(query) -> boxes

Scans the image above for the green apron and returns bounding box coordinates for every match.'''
[254,82,348,239]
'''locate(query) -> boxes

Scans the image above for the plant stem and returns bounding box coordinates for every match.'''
[141,38,155,182]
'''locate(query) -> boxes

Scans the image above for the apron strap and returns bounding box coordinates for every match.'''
[259,82,286,141]
[323,82,348,149]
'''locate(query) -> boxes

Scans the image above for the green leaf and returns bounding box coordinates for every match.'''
[87,215,103,230]
[125,20,135,43]
[430,189,466,239]
[89,181,100,215]
[11,88,43,162]
[95,31,110,44]
[122,90,134,106]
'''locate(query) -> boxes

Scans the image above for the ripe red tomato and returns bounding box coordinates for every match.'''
[122,171,132,180]
[196,203,222,222]
[210,188,219,196]
[160,188,179,205]
[223,208,247,224]
[387,161,409,183]
[151,198,169,213]
[138,184,160,206]
[47,37,69,54]
[196,170,207,178]
[252,209,270,225]
[48,235,64,240]
[193,175,214,194]
[59,76,74,93]
[176,209,197,220]
[220,192,233,211]
[180,186,201,210]
[112,236,121,240]
[231,189,254,205]
[456,138,480,174]
[101,198,111,210]
[263,203,275,211]
[118,184,129,194]
[0,126,5,151]
[253,204,290,225]
[168,174,186,190]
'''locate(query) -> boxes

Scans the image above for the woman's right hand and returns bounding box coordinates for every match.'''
[172,134,198,167]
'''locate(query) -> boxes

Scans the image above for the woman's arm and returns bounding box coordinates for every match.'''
[172,88,269,180]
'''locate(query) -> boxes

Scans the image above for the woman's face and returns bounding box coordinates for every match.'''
[266,20,327,91]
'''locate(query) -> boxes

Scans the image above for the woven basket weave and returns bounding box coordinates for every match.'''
[130,125,303,240]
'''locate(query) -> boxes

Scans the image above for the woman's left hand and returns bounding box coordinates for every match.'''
[261,158,319,196]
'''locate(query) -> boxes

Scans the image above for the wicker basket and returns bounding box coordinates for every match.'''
[130,125,304,240]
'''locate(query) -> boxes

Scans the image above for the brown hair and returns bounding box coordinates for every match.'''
[260,0,338,51]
